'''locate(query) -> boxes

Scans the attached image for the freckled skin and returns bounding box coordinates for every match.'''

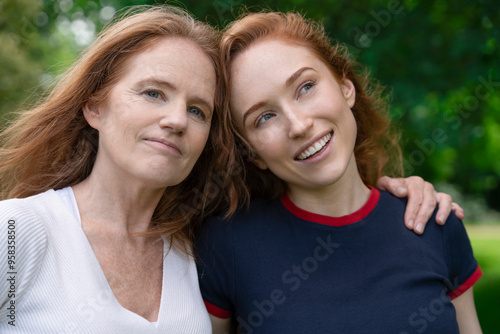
[79,37,216,321]
[90,37,215,190]
[230,40,369,214]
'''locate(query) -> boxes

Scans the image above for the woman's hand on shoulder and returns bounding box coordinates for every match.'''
[377,176,465,234]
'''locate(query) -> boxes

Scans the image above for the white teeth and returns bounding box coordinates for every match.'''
[296,132,333,160]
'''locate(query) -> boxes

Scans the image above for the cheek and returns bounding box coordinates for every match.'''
[104,118,136,144]
[345,109,357,131]
[192,124,211,154]
[97,113,142,157]
[246,118,289,152]
[248,131,286,163]
[342,111,358,149]
[248,132,270,152]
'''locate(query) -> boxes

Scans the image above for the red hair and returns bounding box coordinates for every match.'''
[219,11,403,201]
[0,6,241,252]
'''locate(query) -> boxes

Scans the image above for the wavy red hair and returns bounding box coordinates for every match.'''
[0,6,241,252]
[219,11,403,201]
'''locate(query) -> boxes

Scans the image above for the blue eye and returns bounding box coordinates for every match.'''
[145,90,161,99]
[256,113,275,127]
[299,82,314,95]
[188,107,205,119]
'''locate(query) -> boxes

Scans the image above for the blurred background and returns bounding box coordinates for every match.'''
[0,0,498,331]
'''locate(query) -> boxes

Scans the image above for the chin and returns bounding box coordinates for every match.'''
[313,169,348,188]
[313,177,343,189]
[139,171,187,189]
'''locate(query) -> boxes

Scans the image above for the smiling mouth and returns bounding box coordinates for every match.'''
[295,132,332,161]
[146,138,182,155]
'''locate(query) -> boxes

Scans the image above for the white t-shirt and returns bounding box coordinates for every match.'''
[0,188,211,333]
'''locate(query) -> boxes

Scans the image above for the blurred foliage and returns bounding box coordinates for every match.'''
[467,226,500,333]
[0,0,499,213]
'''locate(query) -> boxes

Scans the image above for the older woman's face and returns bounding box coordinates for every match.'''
[85,37,216,188]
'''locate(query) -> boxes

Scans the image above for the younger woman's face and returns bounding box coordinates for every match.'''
[229,40,358,194]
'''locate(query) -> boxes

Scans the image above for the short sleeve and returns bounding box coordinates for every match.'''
[442,213,482,299]
[0,199,48,320]
[195,215,235,319]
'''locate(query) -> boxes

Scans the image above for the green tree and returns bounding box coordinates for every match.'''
[0,0,44,117]
[1,0,499,211]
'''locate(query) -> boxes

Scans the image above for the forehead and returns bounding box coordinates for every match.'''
[120,37,216,98]
[231,40,323,79]
[229,40,330,109]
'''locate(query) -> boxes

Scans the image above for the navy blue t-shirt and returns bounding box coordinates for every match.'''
[196,188,481,334]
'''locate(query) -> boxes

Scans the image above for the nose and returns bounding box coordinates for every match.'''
[158,99,188,134]
[286,104,313,138]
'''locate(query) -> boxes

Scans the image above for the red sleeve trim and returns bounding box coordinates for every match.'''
[447,265,483,300]
[204,299,232,319]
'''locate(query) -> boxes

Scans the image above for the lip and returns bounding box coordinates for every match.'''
[294,130,333,160]
[144,138,182,155]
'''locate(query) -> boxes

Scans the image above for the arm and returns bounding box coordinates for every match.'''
[0,199,47,321]
[451,288,482,334]
[377,176,465,234]
[196,216,236,333]
[210,314,232,334]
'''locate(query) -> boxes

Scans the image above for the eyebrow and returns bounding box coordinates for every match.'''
[137,78,213,111]
[242,101,267,125]
[285,67,315,87]
[242,67,316,125]
[136,78,177,91]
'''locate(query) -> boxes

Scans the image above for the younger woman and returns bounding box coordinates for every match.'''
[197,12,482,333]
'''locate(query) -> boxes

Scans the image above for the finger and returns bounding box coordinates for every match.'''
[451,202,465,220]
[412,182,438,234]
[435,192,452,225]
[403,177,425,230]
[377,176,407,197]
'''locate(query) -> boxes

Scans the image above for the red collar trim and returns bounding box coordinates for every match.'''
[280,186,380,226]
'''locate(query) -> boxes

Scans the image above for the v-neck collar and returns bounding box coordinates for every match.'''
[55,187,167,326]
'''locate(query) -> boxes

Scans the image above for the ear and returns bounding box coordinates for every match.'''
[82,101,101,131]
[246,146,268,170]
[252,156,268,170]
[341,78,356,108]
[241,139,269,170]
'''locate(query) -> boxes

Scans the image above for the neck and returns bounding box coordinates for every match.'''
[72,164,166,238]
[286,155,370,217]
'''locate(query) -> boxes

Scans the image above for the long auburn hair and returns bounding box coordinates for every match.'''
[0,5,241,252]
[219,11,403,201]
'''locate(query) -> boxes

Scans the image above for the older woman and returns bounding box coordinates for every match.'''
[0,6,235,332]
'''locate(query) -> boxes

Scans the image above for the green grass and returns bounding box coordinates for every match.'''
[465,224,500,334]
